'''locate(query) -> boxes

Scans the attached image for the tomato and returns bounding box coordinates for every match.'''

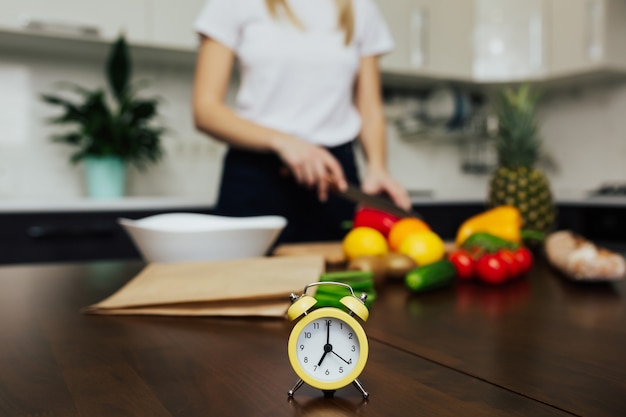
[495,249,521,278]
[512,247,533,275]
[353,208,399,238]
[475,254,509,285]
[448,249,475,280]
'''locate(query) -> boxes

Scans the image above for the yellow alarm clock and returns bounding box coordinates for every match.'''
[286,281,370,399]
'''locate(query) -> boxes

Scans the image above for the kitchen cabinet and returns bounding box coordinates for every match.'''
[0,0,149,44]
[149,0,206,51]
[376,0,626,84]
[375,0,474,81]
[548,0,626,78]
[473,0,547,81]
[0,206,211,265]
[2,0,625,86]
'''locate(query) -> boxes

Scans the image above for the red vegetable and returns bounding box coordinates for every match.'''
[512,247,533,275]
[448,249,475,280]
[495,249,521,279]
[476,254,509,285]
[352,207,399,238]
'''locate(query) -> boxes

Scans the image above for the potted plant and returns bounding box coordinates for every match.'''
[41,35,165,199]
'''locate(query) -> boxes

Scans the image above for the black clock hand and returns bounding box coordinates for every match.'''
[318,321,333,366]
[318,344,333,366]
[326,320,330,345]
[331,350,351,365]
[317,351,328,366]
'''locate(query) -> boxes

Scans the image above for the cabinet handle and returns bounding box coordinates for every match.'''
[586,0,603,62]
[21,18,101,38]
[528,12,544,71]
[409,7,428,68]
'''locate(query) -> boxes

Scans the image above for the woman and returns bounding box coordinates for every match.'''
[193,0,410,243]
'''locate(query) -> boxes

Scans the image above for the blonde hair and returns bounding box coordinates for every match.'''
[265,0,354,45]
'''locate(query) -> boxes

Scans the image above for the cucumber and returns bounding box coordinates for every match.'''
[461,232,519,252]
[315,270,375,308]
[319,270,374,293]
[314,291,376,309]
[405,260,457,293]
[320,270,373,283]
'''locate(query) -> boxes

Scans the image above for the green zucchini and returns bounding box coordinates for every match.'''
[315,270,375,308]
[319,270,374,292]
[461,232,519,252]
[405,260,457,292]
[314,291,376,309]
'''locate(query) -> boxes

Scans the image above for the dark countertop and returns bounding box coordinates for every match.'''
[0,257,624,416]
[2,193,626,213]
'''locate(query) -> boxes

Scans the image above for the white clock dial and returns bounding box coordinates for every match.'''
[295,317,360,382]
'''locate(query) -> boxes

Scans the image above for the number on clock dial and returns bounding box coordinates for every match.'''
[295,318,360,382]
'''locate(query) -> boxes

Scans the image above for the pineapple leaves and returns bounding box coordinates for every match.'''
[107,35,131,103]
[494,84,542,169]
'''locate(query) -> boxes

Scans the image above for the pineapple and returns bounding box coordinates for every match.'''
[487,85,556,234]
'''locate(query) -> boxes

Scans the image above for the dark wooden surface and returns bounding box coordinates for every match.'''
[0,259,623,416]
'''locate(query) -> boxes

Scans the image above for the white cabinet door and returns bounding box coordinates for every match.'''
[150,0,207,51]
[473,0,547,81]
[375,0,413,73]
[0,0,149,43]
[549,0,626,76]
[425,0,474,79]
[375,0,473,80]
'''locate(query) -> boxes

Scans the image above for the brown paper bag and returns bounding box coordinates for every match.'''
[84,255,325,318]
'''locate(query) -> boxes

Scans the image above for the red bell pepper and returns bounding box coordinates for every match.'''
[352,207,399,238]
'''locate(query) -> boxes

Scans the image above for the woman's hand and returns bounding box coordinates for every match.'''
[361,167,412,211]
[273,135,348,202]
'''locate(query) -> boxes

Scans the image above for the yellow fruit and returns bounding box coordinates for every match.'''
[388,217,430,251]
[397,230,445,266]
[342,227,388,260]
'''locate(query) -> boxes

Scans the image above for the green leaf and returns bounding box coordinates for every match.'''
[107,34,131,102]
[41,34,166,169]
[52,133,83,145]
[125,99,158,124]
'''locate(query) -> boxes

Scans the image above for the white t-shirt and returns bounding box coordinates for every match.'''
[194,0,393,147]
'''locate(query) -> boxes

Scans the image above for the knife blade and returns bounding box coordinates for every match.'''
[334,183,422,219]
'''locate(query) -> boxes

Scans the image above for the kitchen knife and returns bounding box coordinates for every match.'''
[334,183,422,219]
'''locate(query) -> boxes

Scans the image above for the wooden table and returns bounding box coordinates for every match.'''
[0,258,624,417]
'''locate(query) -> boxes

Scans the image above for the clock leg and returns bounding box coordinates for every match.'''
[353,379,369,399]
[288,379,304,397]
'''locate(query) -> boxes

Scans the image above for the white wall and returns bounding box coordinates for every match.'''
[384,79,626,200]
[0,49,224,201]
[540,81,626,196]
[1,48,626,203]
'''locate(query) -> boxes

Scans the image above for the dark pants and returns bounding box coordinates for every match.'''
[213,141,360,245]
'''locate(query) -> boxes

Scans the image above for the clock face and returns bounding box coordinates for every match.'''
[291,310,367,387]
[295,316,360,382]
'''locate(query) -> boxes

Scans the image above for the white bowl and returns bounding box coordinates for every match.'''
[119,213,287,263]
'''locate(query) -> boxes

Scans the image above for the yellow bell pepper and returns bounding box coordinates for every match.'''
[455,205,522,246]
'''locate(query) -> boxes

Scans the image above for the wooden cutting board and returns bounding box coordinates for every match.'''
[273,241,346,265]
[272,240,458,266]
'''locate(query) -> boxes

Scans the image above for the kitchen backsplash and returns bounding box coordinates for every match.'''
[1,49,626,203]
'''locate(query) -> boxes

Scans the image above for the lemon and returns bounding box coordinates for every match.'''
[342,227,388,260]
[397,230,445,266]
